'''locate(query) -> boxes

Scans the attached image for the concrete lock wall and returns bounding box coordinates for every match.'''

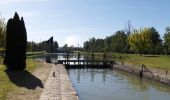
[112,63,170,86]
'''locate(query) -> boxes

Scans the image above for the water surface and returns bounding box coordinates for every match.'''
[67,68,170,100]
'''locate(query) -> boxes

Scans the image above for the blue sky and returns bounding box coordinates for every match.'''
[0,0,170,47]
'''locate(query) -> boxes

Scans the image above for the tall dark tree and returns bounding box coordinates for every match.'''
[4,12,27,70]
[46,36,53,52]
[53,41,59,52]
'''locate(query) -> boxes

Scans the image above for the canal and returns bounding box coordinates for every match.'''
[33,53,170,100]
[67,68,170,100]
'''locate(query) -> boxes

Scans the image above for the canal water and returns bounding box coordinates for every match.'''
[32,53,170,100]
[67,68,170,100]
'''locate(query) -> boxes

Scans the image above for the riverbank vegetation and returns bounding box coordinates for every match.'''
[83,27,170,55]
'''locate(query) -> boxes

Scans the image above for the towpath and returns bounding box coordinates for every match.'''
[39,64,79,100]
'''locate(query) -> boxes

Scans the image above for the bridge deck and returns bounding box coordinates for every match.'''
[57,60,115,68]
[58,59,114,62]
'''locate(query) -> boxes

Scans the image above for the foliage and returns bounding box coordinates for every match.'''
[84,27,163,54]
[163,27,170,54]
[112,31,129,53]
[84,37,105,52]
[4,12,27,70]
[27,40,59,52]
[59,44,83,52]
[103,36,113,52]
[27,38,58,52]
[127,27,162,54]
[84,30,129,53]
[0,15,6,49]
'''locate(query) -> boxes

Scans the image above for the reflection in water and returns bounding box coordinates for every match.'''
[31,53,59,62]
[68,68,170,100]
[77,69,81,83]
[32,53,85,63]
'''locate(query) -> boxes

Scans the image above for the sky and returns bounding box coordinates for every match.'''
[0,0,170,47]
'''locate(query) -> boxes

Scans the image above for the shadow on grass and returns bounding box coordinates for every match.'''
[5,70,44,89]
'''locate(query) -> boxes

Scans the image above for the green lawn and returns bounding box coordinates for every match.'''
[111,54,170,71]
[125,55,170,70]
[0,59,42,99]
[80,51,170,71]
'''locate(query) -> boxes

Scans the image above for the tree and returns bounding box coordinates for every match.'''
[104,36,113,52]
[148,27,162,54]
[0,15,6,49]
[46,36,53,52]
[4,12,27,70]
[83,37,105,52]
[127,27,162,54]
[163,27,170,54]
[111,30,129,53]
[53,41,59,52]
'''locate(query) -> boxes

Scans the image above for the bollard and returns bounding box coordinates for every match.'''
[139,70,143,78]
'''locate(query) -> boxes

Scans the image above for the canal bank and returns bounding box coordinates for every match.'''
[113,63,170,86]
[39,64,79,100]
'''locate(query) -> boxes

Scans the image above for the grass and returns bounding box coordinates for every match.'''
[125,55,170,71]
[112,54,170,71]
[113,54,170,71]
[80,51,170,71]
[0,59,42,99]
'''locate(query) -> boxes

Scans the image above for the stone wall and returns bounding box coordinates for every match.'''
[113,63,170,86]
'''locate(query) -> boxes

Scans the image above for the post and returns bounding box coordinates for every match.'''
[91,53,94,65]
[140,64,144,78]
[66,52,69,65]
[78,52,80,65]
[103,53,106,66]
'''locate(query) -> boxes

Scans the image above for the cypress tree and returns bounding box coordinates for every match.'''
[4,12,27,70]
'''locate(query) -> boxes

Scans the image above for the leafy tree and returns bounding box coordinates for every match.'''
[0,15,6,49]
[163,27,170,54]
[111,30,129,53]
[4,12,27,70]
[84,37,105,52]
[53,41,59,52]
[127,27,162,54]
[83,32,129,53]
[148,27,162,54]
[104,36,113,52]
